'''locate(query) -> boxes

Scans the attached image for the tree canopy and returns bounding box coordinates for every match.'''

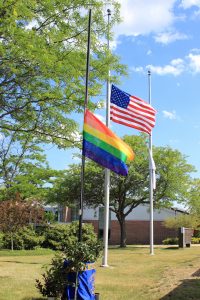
[0,131,58,200]
[0,198,44,250]
[48,134,196,247]
[187,178,200,216]
[0,0,125,148]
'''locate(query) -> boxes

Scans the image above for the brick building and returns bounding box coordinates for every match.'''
[56,204,185,245]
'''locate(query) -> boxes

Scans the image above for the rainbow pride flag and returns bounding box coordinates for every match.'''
[83,109,134,176]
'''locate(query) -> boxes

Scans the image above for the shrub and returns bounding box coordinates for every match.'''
[191,237,200,244]
[164,214,198,229]
[193,230,200,237]
[36,253,67,298]
[0,232,4,249]
[3,225,44,250]
[36,239,102,299]
[42,222,97,251]
[162,237,178,245]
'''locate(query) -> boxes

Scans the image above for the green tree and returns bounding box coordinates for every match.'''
[0,131,57,200]
[0,0,125,147]
[0,198,44,250]
[164,214,199,230]
[48,135,196,247]
[187,178,200,216]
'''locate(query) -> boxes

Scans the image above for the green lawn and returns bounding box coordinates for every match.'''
[0,246,200,300]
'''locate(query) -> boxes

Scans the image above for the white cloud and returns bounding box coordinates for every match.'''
[147,58,185,76]
[114,0,177,37]
[187,53,200,73]
[181,0,200,9]
[162,110,177,120]
[147,50,152,56]
[131,66,146,74]
[154,31,189,44]
[131,49,200,76]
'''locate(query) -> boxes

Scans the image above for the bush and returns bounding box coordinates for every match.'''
[162,237,178,245]
[0,232,4,249]
[193,230,200,237]
[191,237,200,244]
[42,222,97,251]
[36,253,67,298]
[3,225,44,250]
[36,239,102,299]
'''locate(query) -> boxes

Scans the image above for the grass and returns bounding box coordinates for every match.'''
[0,246,200,300]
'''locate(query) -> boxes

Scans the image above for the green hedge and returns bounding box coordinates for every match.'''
[191,237,200,244]
[41,222,97,251]
[2,226,44,250]
[0,222,98,251]
[162,237,179,245]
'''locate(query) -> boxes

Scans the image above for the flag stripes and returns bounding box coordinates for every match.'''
[83,109,134,176]
[110,85,156,134]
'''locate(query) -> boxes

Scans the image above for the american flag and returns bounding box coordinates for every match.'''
[110,85,156,134]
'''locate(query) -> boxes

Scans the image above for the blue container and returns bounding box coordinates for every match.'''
[65,262,96,300]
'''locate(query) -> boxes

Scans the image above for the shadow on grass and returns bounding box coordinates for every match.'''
[192,269,200,277]
[161,246,179,250]
[108,246,150,250]
[1,260,42,265]
[22,298,44,300]
[160,278,200,299]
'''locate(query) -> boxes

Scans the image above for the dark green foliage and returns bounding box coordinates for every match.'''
[0,222,98,251]
[44,211,57,224]
[194,230,200,237]
[36,239,102,298]
[191,237,200,244]
[162,237,179,245]
[42,222,97,251]
[63,240,102,272]
[3,226,44,250]
[0,232,4,249]
[36,253,67,298]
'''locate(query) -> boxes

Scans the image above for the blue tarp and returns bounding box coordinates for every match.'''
[65,262,96,300]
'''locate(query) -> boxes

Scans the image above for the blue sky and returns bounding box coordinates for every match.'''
[45,0,200,178]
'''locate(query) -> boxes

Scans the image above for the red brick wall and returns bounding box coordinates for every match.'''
[83,219,178,245]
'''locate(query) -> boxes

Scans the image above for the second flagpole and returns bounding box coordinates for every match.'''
[148,69,154,255]
[102,8,111,267]
[79,9,92,242]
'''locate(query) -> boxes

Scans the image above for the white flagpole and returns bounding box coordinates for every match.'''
[148,70,154,255]
[102,8,111,267]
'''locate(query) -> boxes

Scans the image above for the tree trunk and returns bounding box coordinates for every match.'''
[118,216,127,248]
[11,234,14,251]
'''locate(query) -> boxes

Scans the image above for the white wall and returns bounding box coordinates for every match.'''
[83,205,184,221]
